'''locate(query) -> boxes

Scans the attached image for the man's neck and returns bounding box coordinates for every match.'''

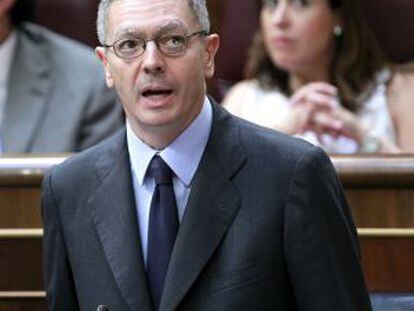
[128,100,205,150]
[129,111,202,151]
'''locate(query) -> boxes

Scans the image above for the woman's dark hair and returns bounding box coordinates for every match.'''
[245,0,387,112]
[10,0,36,26]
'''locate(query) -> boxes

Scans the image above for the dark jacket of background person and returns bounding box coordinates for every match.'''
[2,22,123,153]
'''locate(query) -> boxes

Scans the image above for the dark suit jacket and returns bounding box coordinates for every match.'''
[2,23,123,153]
[42,103,371,310]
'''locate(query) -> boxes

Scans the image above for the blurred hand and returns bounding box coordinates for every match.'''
[278,82,341,135]
[329,106,365,143]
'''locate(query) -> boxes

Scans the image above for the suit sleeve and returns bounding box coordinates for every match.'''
[283,147,372,310]
[77,75,124,151]
[41,171,80,310]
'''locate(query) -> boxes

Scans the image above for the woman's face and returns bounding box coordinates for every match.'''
[260,0,340,77]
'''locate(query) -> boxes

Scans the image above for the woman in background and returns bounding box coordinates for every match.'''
[223,0,414,153]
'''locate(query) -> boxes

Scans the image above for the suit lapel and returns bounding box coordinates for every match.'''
[2,27,51,152]
[89,131,153,311]
[160,104,246,310]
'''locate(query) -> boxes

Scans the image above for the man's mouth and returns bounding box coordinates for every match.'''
[142,89,173,98]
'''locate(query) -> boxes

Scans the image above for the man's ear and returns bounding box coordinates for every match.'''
[203,34,220,79]
[96,47,115,88]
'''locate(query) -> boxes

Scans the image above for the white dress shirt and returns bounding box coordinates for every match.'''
[0,30,17,153]
[126,97,212,264]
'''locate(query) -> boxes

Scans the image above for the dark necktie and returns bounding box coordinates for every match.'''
[147,155,179,309]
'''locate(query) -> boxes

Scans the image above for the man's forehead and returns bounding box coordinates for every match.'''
[107,0,195,36]
[107,0,192,24]
[113,20,188,38]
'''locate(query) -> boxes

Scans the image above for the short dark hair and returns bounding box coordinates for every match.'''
[10,0,36,26]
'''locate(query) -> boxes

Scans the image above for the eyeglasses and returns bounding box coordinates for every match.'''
[103,30,209,60]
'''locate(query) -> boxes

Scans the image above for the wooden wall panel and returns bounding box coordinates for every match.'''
[0,298,47,311]
[0,237,43,291]
[360,235,414,292]
[1,232,413,294]
[1,155,414,301]
[0,188,41,228]
[347,189,414,228]
[0,156,65,230]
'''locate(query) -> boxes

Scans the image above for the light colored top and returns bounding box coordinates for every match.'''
[0,31,17,153]
[126,96,212,264]
[224,71,396,153]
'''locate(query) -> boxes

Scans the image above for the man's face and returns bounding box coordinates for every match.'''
[97,0,219,148]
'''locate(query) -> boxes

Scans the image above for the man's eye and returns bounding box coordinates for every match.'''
[117,39,139,51]
[163,35,186,47]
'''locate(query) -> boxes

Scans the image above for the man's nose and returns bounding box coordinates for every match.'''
[141,41,165,74]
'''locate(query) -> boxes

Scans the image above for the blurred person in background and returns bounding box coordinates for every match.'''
[223,0,414,153]
[0,0,123,154]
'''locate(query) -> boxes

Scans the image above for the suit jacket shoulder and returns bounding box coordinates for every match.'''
[46,128,126,195]
[209,103,319,183]
[41,128,148,310]
[3,23,123,153]
[19,23,102,78]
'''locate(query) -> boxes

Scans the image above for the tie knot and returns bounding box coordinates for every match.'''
[148,155,173,185]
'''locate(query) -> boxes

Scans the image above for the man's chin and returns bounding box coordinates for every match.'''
[135,113,178,131]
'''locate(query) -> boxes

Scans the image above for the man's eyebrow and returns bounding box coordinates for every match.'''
[113,27,144,40]
[153,20,188,34]
[113,20,190,40]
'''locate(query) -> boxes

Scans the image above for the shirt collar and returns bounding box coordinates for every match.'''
[0,30,17,87]
[127,96,213,187]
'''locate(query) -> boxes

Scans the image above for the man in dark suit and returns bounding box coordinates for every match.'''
[0,0,123,153]
[41,0,372,310]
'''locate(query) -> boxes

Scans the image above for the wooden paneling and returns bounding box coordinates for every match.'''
[3,155,411,230]
[0,156,66,229]
[0,188,41,228]
[1,154,414,301]
[347,189,414,228]
[0,231,43,292]
[333,155,414,187]
[2,230,414,294]
[0,295,47,311]
[333,155,414,228]
[0,157,64,309]
[359,230,414,292]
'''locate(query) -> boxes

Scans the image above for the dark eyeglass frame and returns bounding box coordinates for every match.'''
[103,30,209,60]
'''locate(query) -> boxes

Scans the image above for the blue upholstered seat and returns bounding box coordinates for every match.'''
[370,293,414,311]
